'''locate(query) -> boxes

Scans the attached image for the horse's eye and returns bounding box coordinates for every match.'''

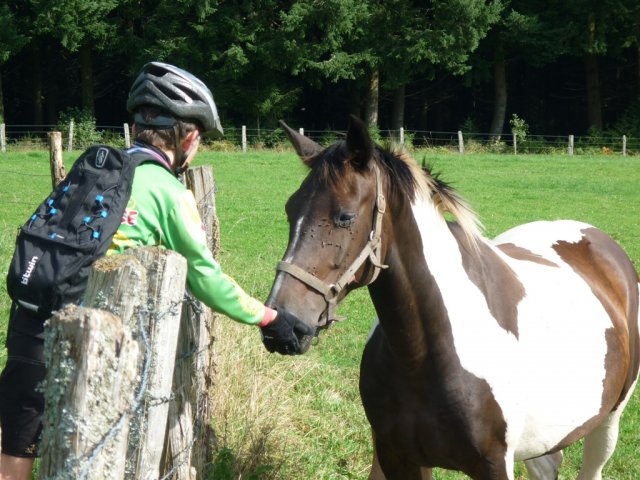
[334,212,357,228]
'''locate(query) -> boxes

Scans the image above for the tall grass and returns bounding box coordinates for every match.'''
[0,150,638,479]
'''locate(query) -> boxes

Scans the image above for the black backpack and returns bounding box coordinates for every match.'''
[6,143,166,320]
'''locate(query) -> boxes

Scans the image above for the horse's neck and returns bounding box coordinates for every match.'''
[369,197,490,367]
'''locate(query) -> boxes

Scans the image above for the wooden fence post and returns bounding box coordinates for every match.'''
[0,123,5,152]
[84,253,149,333]
[124,123,131,148]
[512,132,518,155]
[67,120,75,151]
[162,166,219,479]
[242,125,247,152]
[457,131,465,154]
[123,248,188,479]
[48,131,66,188]
[400,127,404,145]
[39,305,140,480]
[568,135,574,155]
[622,135,627,156]
[84,247,188,479]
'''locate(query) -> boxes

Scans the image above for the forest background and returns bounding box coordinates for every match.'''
[1,0,640,139]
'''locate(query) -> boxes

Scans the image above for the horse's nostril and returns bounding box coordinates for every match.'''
[297,334,314,354]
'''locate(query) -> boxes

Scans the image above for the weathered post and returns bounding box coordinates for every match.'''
[568,134,574,155]
[86,248,188,479]
[67,120,75,151]
[0,123,6,152]
[39,305,140,480]
[457,130,465,154]
[185,166,220,258]
[622,135,627,156]
[122,247,188,479]
[162,166,219,479]
[48,131,66,188]
[399,127,405,145]
[512,132,518,155]
[242,125,247,152]
[124,123,131,148]
[84,254,148,334]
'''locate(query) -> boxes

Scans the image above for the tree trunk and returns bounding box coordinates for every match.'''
[489,39,507,137]
[364,70,379,128]
[585,52,603,131]
[637,43,640,101]
[390,85,405,140]
[418,96,428,132]
[80,44,94,115]
[32,45,43,126]
[585,13,602,131]
[346,80,361,118]
[0,68,4,122]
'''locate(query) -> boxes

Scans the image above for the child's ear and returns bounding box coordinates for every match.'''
[182,130,200,151]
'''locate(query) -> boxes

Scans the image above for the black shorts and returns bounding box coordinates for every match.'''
[0,306,46,457]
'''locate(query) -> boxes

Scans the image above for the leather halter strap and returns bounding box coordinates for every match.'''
[276,163,388,328]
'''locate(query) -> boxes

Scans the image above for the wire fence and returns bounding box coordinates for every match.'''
[0,122,639,156]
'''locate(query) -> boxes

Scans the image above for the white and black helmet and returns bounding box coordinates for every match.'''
[127,61,223,137]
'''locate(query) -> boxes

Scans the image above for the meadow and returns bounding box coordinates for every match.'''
[0,149,638,479]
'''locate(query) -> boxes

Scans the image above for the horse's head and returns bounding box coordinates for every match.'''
[266,115,389,353]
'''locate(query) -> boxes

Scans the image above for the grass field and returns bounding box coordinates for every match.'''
[0,149,638,479]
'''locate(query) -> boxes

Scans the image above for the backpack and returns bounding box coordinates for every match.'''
[6,143,168,320]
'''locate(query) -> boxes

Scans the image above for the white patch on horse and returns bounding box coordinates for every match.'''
[411,202,613,461]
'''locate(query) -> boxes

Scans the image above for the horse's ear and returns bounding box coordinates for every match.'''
[279,120,323,165]
[346,114,374,169]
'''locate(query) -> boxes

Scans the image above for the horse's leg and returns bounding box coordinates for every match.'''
[368,433,430,480]
[576,373,638,480]
[467,452,515,480]
[575,408,625,480]
[368,439,386,480]
[369,445,433,480]
[524,451,563,480]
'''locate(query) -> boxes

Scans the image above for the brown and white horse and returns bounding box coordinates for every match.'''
[266,116,639,480]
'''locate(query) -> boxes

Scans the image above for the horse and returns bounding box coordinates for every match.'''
[265,115,640,480]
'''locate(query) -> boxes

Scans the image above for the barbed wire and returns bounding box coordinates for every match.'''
[43,292,211,480]
[78,303,155,480]
[0,169,51,177]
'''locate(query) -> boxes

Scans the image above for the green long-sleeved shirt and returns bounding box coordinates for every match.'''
[107,161,268,325]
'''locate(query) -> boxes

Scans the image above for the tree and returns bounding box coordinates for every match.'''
[31,0,120,114]
[553,0,640,131]
[371,0,503,132]
[0,3,28,122]
[478,2,570,136]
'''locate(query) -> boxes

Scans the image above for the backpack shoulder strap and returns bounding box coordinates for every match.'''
[126,144,174,173]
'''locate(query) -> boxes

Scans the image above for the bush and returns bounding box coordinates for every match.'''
[509,113,529,145]
[607,101,640,138]
[56,107,102,149]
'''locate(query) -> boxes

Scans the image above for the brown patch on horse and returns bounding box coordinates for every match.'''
[362,283,511,478]
[497,243,559,267]
[449,223,523,338]
[553,228,640,408]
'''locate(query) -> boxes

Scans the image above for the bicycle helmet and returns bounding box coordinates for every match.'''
[127,61,223,137]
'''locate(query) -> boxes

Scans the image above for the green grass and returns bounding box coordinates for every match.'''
[0,150,639,479]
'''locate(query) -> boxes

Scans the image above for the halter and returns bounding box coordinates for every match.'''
[276,163,388,329]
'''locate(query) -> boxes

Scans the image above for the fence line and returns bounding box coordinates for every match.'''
[25,138,221,478]
[0,122,639,155]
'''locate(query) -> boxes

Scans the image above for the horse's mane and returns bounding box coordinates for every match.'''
[314,142,483,247]
[378,145,484,247]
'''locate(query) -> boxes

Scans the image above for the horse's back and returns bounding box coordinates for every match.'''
[494,220,638,344]
[493,219,639,457]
